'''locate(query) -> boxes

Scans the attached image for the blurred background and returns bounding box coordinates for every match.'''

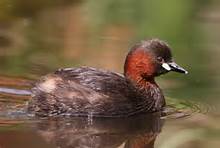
[0,0,220,147]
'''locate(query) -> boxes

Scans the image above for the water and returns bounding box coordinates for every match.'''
[0,80,217,148]
[0,0,220,148]
[0,112,162,148]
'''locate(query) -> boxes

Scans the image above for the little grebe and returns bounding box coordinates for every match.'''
[28,39,188,117]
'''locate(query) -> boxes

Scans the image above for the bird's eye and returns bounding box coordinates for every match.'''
[157,57,164,63]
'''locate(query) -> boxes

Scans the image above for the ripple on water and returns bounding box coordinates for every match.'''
[162,97,214,120]
[0,91,30,120]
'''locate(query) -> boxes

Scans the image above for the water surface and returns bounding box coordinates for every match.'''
[0,0,220,148]
[0,78,218,148]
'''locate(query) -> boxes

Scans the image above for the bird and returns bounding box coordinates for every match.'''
[27,39,188,117]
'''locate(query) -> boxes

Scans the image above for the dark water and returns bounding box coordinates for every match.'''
[0,0,220,148]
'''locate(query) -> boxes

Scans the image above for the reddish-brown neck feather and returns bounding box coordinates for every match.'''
[124,49,156,86]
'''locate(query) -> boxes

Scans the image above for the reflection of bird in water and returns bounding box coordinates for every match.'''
[28,39,187,117]
[36,112,163,148]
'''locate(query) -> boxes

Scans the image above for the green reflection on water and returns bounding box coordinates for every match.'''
[0,1,220,148]
[0,0,216,102]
